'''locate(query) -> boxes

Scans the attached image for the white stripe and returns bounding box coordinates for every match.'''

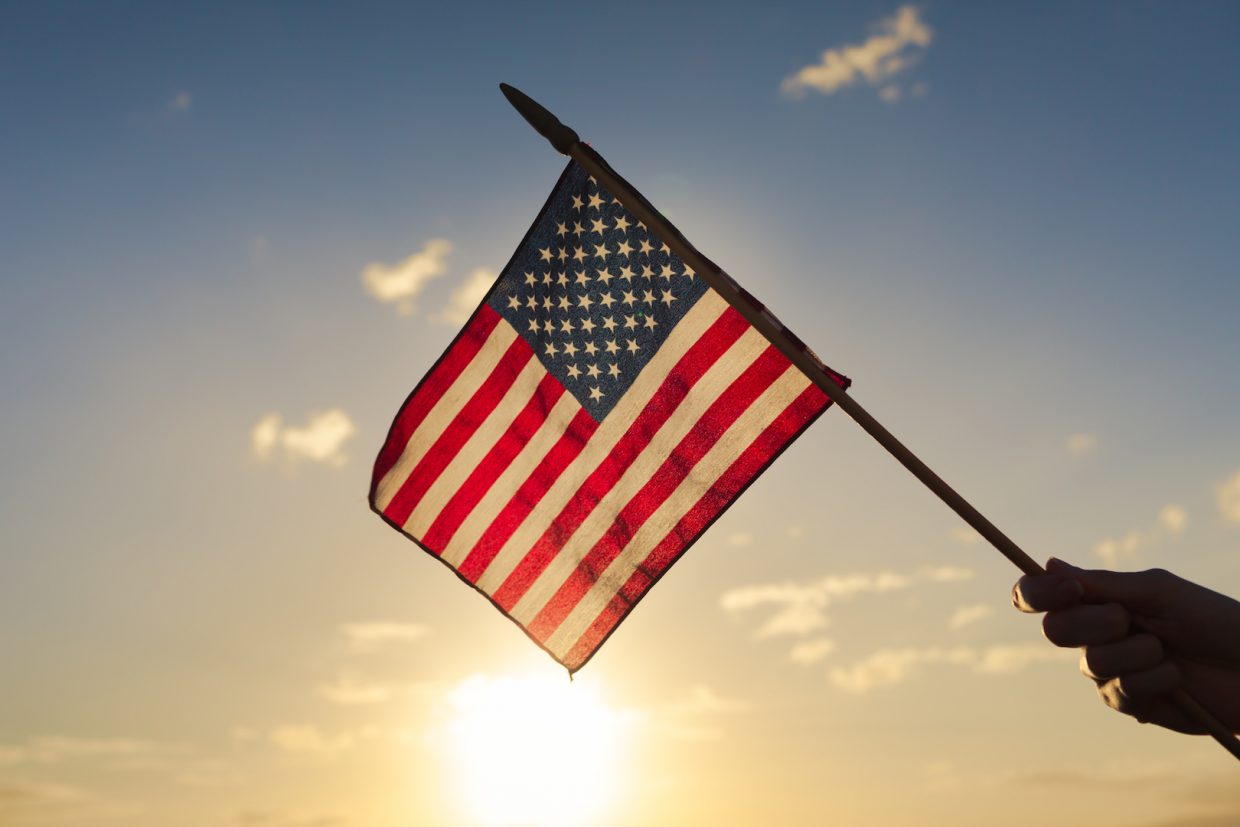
[374,321,519,512]
[402,357,547,538]
[440,391,583,567]
[474,291,730,593]
[508,325,770,624]
[545,366,810,658]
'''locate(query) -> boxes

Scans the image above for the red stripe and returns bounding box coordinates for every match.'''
[381,334,534,526]
[420,374,567,555]
[561,383,829,670]
[456,408,598,583]
[371,306,502,498]
[489,307,751,611]
[525,346,791,641]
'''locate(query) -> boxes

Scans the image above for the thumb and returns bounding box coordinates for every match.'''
[1045,557,1171,614]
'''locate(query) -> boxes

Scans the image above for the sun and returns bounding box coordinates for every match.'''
[438,671,633,827]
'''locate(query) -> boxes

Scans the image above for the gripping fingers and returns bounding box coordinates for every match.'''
[1042,602,1129,647]
[1079,633,1164,681]
[1097,661,1182,714]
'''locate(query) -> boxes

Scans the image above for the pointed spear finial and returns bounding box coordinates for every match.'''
[499,83,580,155]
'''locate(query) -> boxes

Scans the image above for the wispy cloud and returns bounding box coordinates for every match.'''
[830,642,1073,693]
[1218,469,1240,523]
[948,603,992,629]
[251,410,356,468]
[237,811,349,827]
[317,677,393,706]
[435,267,495,326]
[166,90,192,113]
[361,238,452,315]
[1094,503,1188,566]
[653,685,750,742]
[781,6,933,100]
[789,638,836,665]
[339,621,429,653]
[0,736,168,766]
[1067,432,1098,456]
[721,566,973,640]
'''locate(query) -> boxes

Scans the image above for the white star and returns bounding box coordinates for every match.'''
[545,341,558,356]
[588,385,603,402]
[641,264,655,279]
[575,270,590,286]
[541,295,552,310]
[660,241,670,254]
[556,247,568,263]
[507,295,521,310]
[614,215,630,232]
[659,264,674,278]
[572,247,587,263]
[602,316,618,332]
[578,294,595,311]
[607,362,621,378]
[586,362,601,378]
[541,318,553,332]
[642,289,655,304]
[525,272,537,286]
[559,318,574,333]
[599,293,616,309]
[563,341,578,357]
[639,239,653,254]
[625,338,640,354]
[593,244,608,260]
[573,221,586,236]
[524,294,537,310]
[527,317,540,333]
[539,247,553,262]
[541,271,553,285]
[557,271,569,286]
[683,265,695,277]
[643,315,658,331]
[581,317,597,333]
[616,264,634,282]
[584,340,598,356]
[591,218,607,234]
[557,296,571,311]
[596,270,614,286]
[616,240,633,257]
[660,289,676,306]
[567,363,581,379]
[556,222,568,237]
[621,290,637,306]
[605,338,620,354]
[623,314,637,329]
[571,195,584,210]
[588,193,604,209]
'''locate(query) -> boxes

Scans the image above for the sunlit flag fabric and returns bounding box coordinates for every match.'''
[371,162,849,672]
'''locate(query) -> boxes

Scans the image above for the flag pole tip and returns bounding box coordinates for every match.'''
[498,83,579,156]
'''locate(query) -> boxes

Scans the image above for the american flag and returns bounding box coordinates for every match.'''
[371,162,849,672]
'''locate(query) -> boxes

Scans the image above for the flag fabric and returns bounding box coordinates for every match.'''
[370,161,849,672]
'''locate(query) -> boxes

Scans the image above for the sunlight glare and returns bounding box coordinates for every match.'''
[440,672,632,827]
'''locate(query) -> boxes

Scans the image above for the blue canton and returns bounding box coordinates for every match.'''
[488,163,709,421]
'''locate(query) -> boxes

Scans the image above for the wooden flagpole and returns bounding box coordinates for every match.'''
[498,83,1240,760]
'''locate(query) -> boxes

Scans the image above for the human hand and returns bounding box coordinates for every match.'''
[1013,558,1240,735]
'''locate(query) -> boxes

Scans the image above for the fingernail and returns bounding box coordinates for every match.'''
[1047,557,1080,573]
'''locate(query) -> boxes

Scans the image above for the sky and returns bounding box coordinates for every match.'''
[3,2,1240,825]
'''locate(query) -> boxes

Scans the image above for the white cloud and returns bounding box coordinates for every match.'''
[0,736,167,766]
[361,238,452,315]
[721,566,971,639]
[1067,432,1098,456]
[166,90,192,113]
[340,621,429,653]
[781,5,932,100]
[948,603,992,629]
[831,647,975,693]
[318,677,393,706]
[830,642,1073,692]
[949,525,981,545]
[266,726,356,757]
[789,638,836,665]
[435,267,495,325]
[1094,504,1189,566]
[726,531,754,546]
[251,410,356,467]
[1218,470,1240,523]
[1158,504,1187,535]
[879,84,902,103]
[653,685,750,742]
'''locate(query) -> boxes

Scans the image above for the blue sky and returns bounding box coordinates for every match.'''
[2,3,1240,826]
